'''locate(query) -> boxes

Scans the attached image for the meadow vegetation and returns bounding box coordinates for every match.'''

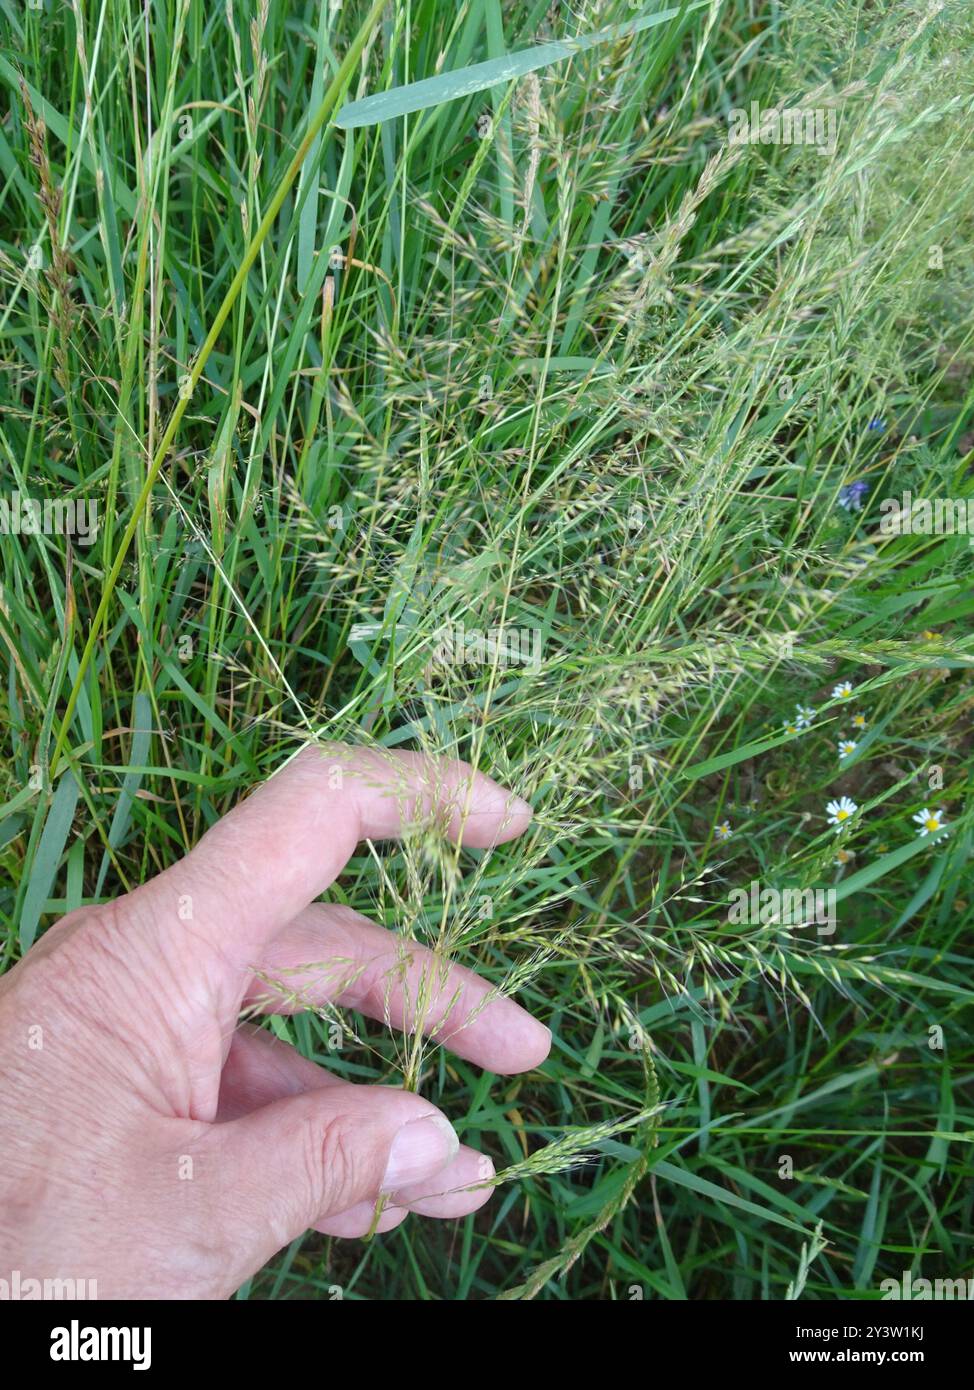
[1,0,973,1299]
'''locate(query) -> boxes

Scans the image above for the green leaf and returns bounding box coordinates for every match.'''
[831,836,933,905]
[682,727,803,781]
[335,2,708,129]
[650,1159,811,1235]
[95,692,153,897]
[19,771,81,951]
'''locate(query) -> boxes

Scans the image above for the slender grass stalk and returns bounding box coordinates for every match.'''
[4,0,974,1302]
[49,0,388,778]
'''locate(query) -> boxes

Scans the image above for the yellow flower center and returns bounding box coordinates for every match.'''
[925,817,939,832]
[837,809,849,820]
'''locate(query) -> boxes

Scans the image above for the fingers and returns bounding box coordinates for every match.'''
[387,1146,495,1218]
[245,902,551,1075]
[311,1148,495,1235]
[313,1201,409,1238]
[217,1024,341,1121]
[131,744,532,976]
[205,1073,460,1264]
[216,1027,496,1241]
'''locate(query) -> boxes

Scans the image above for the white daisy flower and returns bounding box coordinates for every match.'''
[838,739,857,759]
[826,796,858,829]
[832,681,854,699]
[714,820,732,841]
[851,711,867,729]
[783,719,799,735]
[795,705,816,730]
[913,808,947,838]
[834,847,855,866]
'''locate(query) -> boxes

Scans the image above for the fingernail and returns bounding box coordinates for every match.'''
[383,1115,459,1190]
[511,794,533,820]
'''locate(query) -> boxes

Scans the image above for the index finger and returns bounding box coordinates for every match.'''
[128,743,533,972]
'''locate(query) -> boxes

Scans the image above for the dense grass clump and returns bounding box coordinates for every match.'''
[1,0,973,1298]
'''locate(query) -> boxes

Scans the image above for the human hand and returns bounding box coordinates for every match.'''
[0,745,550,1299]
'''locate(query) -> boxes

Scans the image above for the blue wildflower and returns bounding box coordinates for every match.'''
[838,479,869,511]
[867,417,886,432]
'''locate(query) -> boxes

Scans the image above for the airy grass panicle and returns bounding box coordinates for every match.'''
[1,0,973,1299]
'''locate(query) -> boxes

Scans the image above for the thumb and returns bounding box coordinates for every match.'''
[203,1082,459,1267]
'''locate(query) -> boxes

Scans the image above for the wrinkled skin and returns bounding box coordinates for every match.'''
[0,745,550,1299]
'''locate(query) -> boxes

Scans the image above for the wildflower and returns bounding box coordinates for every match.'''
[839,480,869,512]
[831,681,854,699]
[826,796,858,829]
[838,738,857,759]
[783,719,800,735]
[913,807,947,837]
[795,704,816,730]
[834,847,855,866]
[867,417,886,432]
[714,821,732,841]
[851,711,867,729]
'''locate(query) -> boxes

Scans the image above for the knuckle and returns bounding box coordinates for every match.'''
[6,909,108,1009]
[11,901,148,1041]
[48,906,128,992]
[313,1113,360,1217]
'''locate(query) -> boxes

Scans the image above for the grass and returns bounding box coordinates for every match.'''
[2,0,974,1300]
